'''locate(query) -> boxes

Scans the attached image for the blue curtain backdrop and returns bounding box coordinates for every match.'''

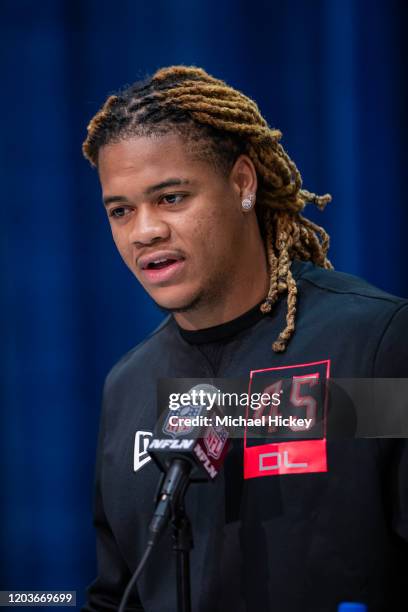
[1,0,407,607]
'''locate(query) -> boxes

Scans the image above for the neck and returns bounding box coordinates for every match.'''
[174,237,269,331]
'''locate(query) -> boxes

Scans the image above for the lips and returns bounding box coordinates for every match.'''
[138,250,186,285]
[145,258,178,270]
[138,251,185,270]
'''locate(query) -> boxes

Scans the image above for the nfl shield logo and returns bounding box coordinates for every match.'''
[204,425,228,459]
[163,404,202,438]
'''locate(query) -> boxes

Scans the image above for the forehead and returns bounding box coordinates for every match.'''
[98,133,211,191]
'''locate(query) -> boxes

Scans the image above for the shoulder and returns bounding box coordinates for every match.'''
[103,314,174,395]
[292,260,408,375]
[293,260,407,323]
[294,259,405,306]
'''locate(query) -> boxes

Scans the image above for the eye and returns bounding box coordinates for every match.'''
[160,193,185,206]
[108,206,131,219]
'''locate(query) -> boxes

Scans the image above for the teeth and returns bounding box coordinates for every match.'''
[153,258,168,264]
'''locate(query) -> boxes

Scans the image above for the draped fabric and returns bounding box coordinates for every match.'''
[1,0,407,604]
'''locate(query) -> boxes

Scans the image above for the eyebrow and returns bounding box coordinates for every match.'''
[102,178,191,206]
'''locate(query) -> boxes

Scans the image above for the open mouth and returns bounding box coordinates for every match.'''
[146,258,179,270]
[141,257,186,284]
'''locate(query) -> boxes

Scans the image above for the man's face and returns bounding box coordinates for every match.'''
[98,133,251,314]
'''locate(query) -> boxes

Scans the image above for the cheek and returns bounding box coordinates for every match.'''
[191,203,227,238]
[194,207,237,256]
[110,227,132,263]
[188,212,221,261]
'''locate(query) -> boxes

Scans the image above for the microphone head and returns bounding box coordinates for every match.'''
[148,383,230,482]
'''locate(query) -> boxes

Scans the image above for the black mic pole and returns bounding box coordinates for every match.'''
[148,383,230,612]
[172,493,193,612]
[149,458,193,612]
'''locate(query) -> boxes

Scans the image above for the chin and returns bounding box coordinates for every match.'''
[152,288,203,314]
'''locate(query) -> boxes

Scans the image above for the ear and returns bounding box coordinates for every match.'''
[229,154,258,203]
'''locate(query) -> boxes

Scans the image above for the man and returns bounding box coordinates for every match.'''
[82,66,408,612]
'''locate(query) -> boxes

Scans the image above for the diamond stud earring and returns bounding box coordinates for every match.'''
[242,193,255,211]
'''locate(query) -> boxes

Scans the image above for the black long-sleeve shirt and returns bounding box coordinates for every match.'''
[82,260,408,612]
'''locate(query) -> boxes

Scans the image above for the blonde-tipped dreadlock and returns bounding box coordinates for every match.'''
[83,65,333,352]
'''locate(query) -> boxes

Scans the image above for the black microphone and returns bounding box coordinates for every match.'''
[147,383,230,546]
[117,385,230,612]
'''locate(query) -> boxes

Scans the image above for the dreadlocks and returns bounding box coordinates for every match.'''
[82,65,333,352]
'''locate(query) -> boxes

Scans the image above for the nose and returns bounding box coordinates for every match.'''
[128,205,170,246]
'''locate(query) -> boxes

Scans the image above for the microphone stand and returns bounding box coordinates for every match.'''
[149,460,194,612]
[172,502,193,612]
